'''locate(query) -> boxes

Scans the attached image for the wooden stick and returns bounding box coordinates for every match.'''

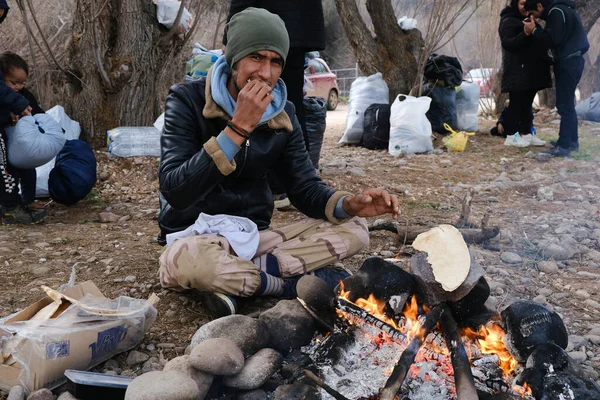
[336,298,406,343]
[302,369,350,400]
[368,221,500,244]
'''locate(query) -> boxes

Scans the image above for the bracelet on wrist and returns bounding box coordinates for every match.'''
[227,121,250,139]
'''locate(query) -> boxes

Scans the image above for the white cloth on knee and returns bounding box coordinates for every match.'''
[165,213,259,260]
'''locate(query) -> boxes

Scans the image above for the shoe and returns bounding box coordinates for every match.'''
[197,291,238,319]
[0,205,47,224]
[273,194,291,210]
[550,140,579,151]
[545,146,571,158]
[521,134,546,146]
[310,265,353,291]
[504,133,530,148]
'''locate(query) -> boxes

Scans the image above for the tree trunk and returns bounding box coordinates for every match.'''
[333,0,423,100]
[576,0,600,32]
[538,88,556,108]
[67,0,191,146]
[569,0,600,101]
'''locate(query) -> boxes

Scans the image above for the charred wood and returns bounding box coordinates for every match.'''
[336,298,407,343]
[302,369,350,400]
[368,222,500,245]
[379,305,444,400]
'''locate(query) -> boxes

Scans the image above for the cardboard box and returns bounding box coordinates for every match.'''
[0,281,157,393]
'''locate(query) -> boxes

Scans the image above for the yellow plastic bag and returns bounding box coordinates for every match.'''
[442,123,475,152]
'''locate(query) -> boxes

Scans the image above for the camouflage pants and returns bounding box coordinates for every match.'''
[159,217,369,297]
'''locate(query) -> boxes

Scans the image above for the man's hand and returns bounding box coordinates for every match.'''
[523,18,536,35]
[231,80,274,133]
[343,188,400,219]
[9,112,18,126]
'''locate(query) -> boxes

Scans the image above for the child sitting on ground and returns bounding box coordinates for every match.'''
[0,51,47,224]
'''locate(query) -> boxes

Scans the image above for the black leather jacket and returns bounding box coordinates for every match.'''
[158,76,345,242]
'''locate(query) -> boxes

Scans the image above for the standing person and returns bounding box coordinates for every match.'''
[524,0,589,157]
[493,0,552,148]
[158,8,399,318]
[223,0,326,208]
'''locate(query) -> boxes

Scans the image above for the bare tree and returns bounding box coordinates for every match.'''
[64,0,203,144]
[333,0,485,100]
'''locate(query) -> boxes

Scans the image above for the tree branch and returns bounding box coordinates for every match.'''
[15,0,43,105]
[90,0,113,90]
[168,0,188,36]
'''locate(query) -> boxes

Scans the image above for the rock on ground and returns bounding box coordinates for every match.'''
[124,371,200,400]
[259,299,316,354]
[26,389,54,400]
[163,356,213,399]
[190,315,269,357]
[189,338,245,376]
[7,386,25,400]
[224,348,283,390]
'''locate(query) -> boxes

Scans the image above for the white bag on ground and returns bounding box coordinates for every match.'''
[388,94,433,155]
[107,127,161,157]
[6,114,66,169]
[456,81,480,132]
[339,72,389,144]
[153,0,193,32]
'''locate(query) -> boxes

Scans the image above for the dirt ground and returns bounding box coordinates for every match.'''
[1,103,599,387]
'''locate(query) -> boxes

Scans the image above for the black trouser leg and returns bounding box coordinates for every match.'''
[554,56,585,149]
[280,48,308,151]
[499,90,537,135]
[13,167,36,204]
[515,89,537,135]
[0,130,22,208]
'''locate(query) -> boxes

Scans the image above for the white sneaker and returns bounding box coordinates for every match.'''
[504,133,531,147]
[522,134,546,146]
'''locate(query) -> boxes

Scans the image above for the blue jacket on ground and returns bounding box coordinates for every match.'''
[0,69,30,128]
[533,0,590,60]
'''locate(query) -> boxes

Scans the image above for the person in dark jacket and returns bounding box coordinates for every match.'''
[492,0,552,148]
[158,8,399,318]
[224,0,326,207]
[524,0,590,157]
[0,0,9,24]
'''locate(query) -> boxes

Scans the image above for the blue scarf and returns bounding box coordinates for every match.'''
[210,56,287,125]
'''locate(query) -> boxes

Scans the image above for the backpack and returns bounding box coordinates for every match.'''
[361,103,391,150]
[48,139,97,205]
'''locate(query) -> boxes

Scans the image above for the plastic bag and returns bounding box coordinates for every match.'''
[107,127,161,157]
[6,114,66,169]
[424,84,457,134]
[456,81,480,132]
[388,94,433,156]
[339,72,389,144]
[186,45,220,81]
[575,92,600,122]
[153,0,193,33]
[36,106,82,198]
[442,123,475,152]
[397,16,417,30]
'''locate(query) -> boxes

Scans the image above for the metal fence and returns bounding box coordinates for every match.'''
[331,64,360,98]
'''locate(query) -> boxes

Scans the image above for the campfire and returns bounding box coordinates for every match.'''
[295,225,579,400]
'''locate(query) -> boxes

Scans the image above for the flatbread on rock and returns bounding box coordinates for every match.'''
[412,225,471,292]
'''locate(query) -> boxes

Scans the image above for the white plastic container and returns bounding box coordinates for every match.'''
[107,127,161,157]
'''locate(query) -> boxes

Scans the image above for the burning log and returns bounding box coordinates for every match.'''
[379,305,444,400]
[302,369,350,400]
[336,298,406,343]
[368,221,500,245]
[439,305,478,400]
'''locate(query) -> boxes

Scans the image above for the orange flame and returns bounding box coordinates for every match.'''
[513,382,533,398]
[462,324,519,375]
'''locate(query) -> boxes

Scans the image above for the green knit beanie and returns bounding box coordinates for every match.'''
[225,7,290,68]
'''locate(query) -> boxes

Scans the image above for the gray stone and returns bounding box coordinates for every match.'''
[32,266,50,276]
[124,371,200,400]
[584,334,600,345]
[538,261,559,274]
[410,251,484,304]
[380,250,395,258]
[99,171,110,181]
[237,390,268,400]
[585,249,600,263]
[273,383,320,400]
[524,151,536,159]
[536,153,552,162]
[575,290,591,299]
[501,252,522,264]
[568,351,587,363]
[588,327,600,336]
[26,389,54,400]
[533,295,547,304]
[576,271,600,279]
[57,392,78,400]
[142,357,163,374]
[538,187,554,200]
[538,288,553,296]
[191,315,269,358]
[541,243,573,261]
[348,167,366,176]
[99,212,119,223]
[124,275,137,283]
[584,299,600,309]
[224,348,282,390]
[190,338,244,376]
[569,335,587,348]
[163,356,213,399]
[126,350,150,367]
[8,386,25,400]
[259,299,316,354]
